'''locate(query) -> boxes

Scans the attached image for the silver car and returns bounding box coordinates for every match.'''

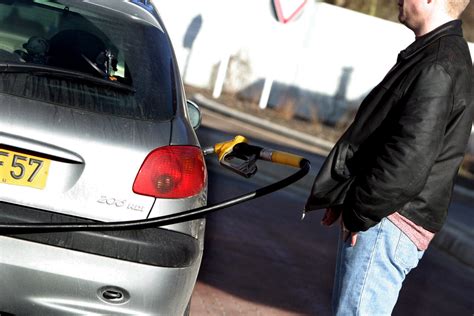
[0,0,206,315]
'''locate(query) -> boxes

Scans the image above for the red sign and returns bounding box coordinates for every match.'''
[272,0,308,24]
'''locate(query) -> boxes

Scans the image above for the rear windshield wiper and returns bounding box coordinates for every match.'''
[0,63,136,93]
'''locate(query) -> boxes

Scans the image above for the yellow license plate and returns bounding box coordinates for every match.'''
[0,149,50,189]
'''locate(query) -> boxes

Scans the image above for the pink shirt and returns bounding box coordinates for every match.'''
[388,212,435,251]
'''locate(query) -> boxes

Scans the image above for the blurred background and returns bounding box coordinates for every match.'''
[154,0,474,177]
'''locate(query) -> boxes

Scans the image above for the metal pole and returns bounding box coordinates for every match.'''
[259,77,273,109]
[212,53,230,99]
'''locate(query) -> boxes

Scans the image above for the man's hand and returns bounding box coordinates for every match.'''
[321,207,342,226]
[343,223,358,247]
[322,208,358,246]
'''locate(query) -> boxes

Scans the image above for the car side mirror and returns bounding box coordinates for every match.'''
[187,100,202,130]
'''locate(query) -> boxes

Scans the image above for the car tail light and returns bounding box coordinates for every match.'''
[133,146,206,199]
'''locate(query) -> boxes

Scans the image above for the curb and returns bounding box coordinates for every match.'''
[194,93,474,268]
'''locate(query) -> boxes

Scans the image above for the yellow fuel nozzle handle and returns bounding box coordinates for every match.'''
[202,135,309,178]
[259,149,306,168]
[213,135,249,162]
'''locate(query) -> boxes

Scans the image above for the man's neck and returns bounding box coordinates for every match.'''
[415,11,455,37]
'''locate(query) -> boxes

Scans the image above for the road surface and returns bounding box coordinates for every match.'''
[190,114,474,315]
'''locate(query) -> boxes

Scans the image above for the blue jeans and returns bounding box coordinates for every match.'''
[332,218,425,316]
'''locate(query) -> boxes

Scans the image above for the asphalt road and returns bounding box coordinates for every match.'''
[190,113,474,315]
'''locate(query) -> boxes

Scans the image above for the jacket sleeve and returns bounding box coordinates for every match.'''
[343,64,453,232]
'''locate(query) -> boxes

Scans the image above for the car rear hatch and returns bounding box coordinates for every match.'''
[0,0,205,224]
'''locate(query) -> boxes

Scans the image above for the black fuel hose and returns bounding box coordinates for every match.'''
[0,158,310,234]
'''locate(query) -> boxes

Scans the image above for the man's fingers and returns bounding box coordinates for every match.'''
[351,232,358,247]
[342,225,358,247]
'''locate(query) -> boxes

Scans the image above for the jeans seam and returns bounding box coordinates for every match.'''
[394,228,406,268]
[332,227,344,312]
[356,219,384,314]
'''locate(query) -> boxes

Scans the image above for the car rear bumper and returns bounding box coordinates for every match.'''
[0,201,204,315]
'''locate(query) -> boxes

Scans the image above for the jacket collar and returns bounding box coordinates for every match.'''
[398,20,463,61]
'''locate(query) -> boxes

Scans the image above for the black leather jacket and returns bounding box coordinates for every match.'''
[305,20,473,233]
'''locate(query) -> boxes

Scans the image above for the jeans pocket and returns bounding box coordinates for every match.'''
[394,231,421,271]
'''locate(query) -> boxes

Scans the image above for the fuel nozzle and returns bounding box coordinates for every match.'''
[203,135,309,178]
[203,135,259,178]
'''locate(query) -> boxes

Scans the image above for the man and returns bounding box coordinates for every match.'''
[304,0,473,315]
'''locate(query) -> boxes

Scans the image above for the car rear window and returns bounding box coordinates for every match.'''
[0,0,177,121]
